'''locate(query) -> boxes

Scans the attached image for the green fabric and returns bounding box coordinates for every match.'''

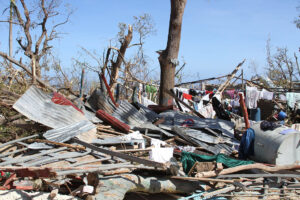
[181,151,254,174]
[145,85,157,94]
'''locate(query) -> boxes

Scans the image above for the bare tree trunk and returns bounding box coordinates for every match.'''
[31,56,36,84]
[158,0,187,106]
[9,0,13,66]
[109,25,133,92]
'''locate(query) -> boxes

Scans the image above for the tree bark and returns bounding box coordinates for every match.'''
[9,0,14,66]
[109,25,133,91]
[158,0,187,106]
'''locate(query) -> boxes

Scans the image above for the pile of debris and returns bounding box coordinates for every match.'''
[1,65,300,199]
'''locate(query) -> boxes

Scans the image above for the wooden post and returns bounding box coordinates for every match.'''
[239,92,250,129]
[79,68,85,99]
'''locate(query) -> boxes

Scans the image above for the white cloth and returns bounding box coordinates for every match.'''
[198,103,216,119]
[231,99,240,108]
[260,89,273,100]
[279,94,287,101]
[286,92,300,109]
[177,145,196,152]
[151,138,166,148]
[121,131,145,149]
[245,86,261,109]
[141,96,157,107]
[149,147,173,163]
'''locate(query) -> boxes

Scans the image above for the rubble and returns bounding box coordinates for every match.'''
[1,67,300,200]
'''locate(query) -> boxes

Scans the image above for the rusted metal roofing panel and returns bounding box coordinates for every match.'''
[13,86,87,129]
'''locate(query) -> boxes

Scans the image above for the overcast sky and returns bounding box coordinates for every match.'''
[0,0,299,82]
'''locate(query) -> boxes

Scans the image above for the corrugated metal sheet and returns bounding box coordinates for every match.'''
[28,142,53,150]
[173,112,235,137]
[43,120,96,143]
[111,101,147,127]
[23,149,92,167]
[135,102,159,122]
[134,122,174,137]
[0,147,68,166]
[13,86,88,129]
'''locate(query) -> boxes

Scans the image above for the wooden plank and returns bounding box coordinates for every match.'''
[196,163,300,178]
[72,138,166,169]
[170,176,236,183]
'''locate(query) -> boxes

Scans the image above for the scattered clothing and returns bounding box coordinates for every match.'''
[245,86,261,109]
[189,89,198,96]
[176,145,196,153]
[212,96,231,121]
[181,151,254,174]
[238,128,255,159]
[198,103,216,119]
[225,89,235,99]
[149,147,173,163]
[151,138,166,148]
[260,89,273,101]
[291,123,300,131]
[279,94,287,101]
[260,121,281,131]
[286,92,300,109]
[183,93,192,100]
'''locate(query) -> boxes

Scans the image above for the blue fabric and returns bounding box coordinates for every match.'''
[280,129,296,135]
[239,128,255,159]
[250,108,261,121]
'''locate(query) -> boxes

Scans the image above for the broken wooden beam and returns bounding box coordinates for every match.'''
[217,59,245,94]
[196,163,300,178]
[96,109,130,133]
[170,176,236,183]
[239,92,250,129]
[72,138,166,169]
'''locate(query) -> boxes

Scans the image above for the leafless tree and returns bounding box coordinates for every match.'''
[0,0,72,85]
[266,39,300,89]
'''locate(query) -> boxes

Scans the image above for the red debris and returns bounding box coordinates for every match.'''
[96,109,130,133]
[51,92,83,114]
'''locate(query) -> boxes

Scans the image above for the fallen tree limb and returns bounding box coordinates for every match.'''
[94,174,201,200]
[0,52,57,92]
[196,163,300,178]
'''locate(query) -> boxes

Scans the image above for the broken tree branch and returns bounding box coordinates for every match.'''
[0,52,57,92]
